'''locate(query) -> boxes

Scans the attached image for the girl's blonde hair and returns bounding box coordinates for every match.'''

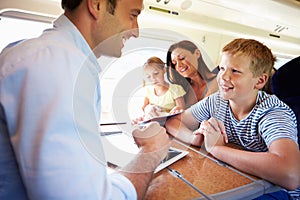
[143,57,165,87]
[143,56,165,70]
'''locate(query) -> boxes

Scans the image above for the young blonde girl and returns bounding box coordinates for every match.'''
[141,56,186,121]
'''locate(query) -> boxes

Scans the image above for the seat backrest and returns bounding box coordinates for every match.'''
[0,40,29,199]
[271,56,300,147]
[0,105,29,199]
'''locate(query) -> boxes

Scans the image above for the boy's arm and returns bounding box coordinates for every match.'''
[165,109,203,146]
[210,139,300,190]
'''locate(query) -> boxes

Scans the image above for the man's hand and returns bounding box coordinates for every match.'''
[132,122,171,153]
[121,122,172,173]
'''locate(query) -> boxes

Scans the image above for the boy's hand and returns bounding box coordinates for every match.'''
[195,117,228,152]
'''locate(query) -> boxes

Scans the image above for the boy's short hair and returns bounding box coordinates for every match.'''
[222,38,276,77]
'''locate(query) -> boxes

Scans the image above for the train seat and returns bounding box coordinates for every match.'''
[271,56,300,147]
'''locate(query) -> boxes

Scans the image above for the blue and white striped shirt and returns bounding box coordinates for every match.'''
[191,90,298,152]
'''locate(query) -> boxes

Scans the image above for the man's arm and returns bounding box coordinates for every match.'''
[119,122,171,200]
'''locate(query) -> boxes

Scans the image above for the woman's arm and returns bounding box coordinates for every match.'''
[169,96,186,114]
[175,96,186,109]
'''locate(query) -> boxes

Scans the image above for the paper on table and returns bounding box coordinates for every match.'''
[100,132,188,173]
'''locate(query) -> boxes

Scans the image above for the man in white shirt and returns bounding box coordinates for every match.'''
[0,0,171,199]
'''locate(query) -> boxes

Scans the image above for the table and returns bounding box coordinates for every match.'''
[143,140,280,200]
[100,120,281,200]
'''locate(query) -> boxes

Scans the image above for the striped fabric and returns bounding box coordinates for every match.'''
[289,188,300,200]
[191,90,298,151]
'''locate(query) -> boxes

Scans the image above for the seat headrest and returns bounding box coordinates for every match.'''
[271,56,300,99]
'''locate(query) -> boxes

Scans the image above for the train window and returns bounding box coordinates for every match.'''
[0,16,51,52]
[99,35,175,121]
[274,56,292,70]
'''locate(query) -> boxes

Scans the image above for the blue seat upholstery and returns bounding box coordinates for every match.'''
[0,40,29,199]
[0,105,29,199]
[271,56,300,147]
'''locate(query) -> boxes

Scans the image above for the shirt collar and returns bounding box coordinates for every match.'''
[53,14,101,73]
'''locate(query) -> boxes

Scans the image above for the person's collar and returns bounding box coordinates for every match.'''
[53,14,101,72]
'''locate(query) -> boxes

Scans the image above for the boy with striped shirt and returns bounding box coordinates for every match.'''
[165,38,300,199]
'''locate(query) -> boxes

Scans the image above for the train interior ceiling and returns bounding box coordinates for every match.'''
[0,0,300,67]
[1,0,300,68]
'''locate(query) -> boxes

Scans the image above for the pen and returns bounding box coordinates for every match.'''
[100,122,127,126]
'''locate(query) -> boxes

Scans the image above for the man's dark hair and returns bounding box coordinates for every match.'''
[61,0,82,10]
[61,0,117,14]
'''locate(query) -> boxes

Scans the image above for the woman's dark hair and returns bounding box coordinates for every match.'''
[61,0,117,14]
[166,40,216,94]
